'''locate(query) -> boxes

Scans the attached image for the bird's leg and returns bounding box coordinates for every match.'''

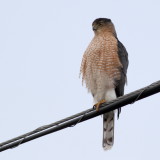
[94,99,106,111]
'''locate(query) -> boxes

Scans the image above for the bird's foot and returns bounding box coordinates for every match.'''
[94,99,106,111]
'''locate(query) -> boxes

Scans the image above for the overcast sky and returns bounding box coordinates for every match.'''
[0,0,160,160]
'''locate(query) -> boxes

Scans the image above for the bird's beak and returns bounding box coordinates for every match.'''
[92,25,97,31]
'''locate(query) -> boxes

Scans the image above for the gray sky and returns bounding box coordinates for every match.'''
[0,0,160,159]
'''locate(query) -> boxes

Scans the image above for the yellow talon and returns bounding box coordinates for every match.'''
[94,99,106,111]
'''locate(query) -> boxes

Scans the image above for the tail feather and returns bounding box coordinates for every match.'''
[103,111,115,150]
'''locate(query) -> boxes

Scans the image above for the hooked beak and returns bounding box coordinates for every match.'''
[92,25,97,31]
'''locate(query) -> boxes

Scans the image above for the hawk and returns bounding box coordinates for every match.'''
[80,18,129,150]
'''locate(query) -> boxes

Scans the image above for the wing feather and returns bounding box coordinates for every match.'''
[115,40,129,117]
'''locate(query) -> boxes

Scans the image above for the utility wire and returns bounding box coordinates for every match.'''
[0,80,160,152]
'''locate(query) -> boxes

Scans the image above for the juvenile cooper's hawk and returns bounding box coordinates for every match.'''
[80,18,129,150]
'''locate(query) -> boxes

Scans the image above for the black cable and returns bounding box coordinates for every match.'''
[0,80,160,152]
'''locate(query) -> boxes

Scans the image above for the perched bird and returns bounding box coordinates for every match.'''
[80,18,129,150]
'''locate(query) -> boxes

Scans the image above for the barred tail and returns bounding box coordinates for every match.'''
[103,111,114,150]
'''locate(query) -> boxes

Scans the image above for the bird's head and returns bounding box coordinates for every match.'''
[92,18,116,35]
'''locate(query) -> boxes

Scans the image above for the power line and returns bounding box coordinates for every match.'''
[0,80,160,152]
